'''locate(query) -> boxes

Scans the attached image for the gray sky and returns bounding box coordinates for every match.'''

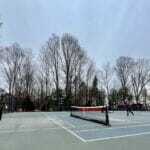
[0,0,150,66]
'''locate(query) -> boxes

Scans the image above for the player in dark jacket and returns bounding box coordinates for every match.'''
[124,100,134,116]
[0,105,3,120]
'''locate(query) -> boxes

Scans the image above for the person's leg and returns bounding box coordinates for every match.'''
[130,110,134,116]
[0,110,2,120]
[128,108,134,116]
[127,109,129,116]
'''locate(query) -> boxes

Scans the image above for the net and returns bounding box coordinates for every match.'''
[70,106,110,126]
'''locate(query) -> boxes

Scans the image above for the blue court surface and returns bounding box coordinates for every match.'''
[45,111,150,142]
[0,111,150,150]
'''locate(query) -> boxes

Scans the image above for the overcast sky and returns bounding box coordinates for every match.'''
[0,0,150,66]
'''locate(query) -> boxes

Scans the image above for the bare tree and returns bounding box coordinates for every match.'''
[115,56,134,101]
[142,87,147,110]
[46,34,60,110]
[14,58,24,104]
[22,50,35,96]
[36,72,45,109]
[60,33,85,109]
[131,59,150,106]
[72,47,87,105]
[85,59,95,105]
[99,62,114,106]
[0,43,25,111]
[39,46,51,98]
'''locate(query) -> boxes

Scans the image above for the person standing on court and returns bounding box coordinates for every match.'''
[124,99,134,116]
[0,104,3,120]
[0,95,4,120]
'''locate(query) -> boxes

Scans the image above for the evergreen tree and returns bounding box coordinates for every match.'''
[90,76,99,105]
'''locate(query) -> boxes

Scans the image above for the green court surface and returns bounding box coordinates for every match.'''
[0,111,150,150]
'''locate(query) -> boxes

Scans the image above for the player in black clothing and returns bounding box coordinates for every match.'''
[0,106,2,120]
[124,100,134,116]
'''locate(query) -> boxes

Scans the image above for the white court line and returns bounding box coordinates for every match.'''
[75,124,101,128]
[58,119,75,128]
[74,123,150,133]
[43,113,75,128]
[0,127,62,134]
[45,115,86,142]
[110,118,126,122]
[86,132,150,142]
[110,117,148,124]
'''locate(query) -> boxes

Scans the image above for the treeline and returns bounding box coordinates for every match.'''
[0,33,150,111]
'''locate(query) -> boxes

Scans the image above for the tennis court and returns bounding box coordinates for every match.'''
[0,111,150,150]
